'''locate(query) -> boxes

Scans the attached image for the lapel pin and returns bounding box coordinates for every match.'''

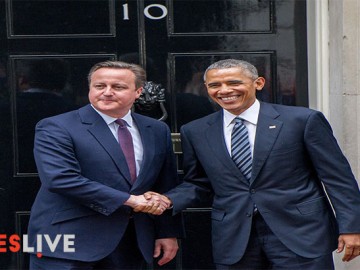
[269,125,276,129]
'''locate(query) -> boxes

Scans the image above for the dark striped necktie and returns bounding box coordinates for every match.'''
[231,117,252,181]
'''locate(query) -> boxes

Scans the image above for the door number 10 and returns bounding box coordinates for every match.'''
[122,4,168,20]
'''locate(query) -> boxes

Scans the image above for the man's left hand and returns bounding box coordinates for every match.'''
[154,238,179,266]
[337,234,360,262]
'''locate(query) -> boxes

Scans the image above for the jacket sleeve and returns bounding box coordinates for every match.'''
[34,118,130,216]
[304,111,360,233]
[151,124,185,238]
[165,124,214,215]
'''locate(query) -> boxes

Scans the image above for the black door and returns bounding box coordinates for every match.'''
[0,1,307,269]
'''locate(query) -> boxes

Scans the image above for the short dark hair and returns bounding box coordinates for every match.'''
[88,61,146,89]
[204,59,259,81]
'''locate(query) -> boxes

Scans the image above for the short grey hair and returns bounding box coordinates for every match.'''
[88,60,146,89]
[203,59,259,81]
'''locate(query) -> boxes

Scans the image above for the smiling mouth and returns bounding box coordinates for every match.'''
[220,96,239,101]
[101,99,115,102]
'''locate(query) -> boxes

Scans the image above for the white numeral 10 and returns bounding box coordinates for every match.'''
[122,4,168,20]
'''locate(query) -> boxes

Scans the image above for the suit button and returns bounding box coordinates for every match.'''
[250,189,256,194]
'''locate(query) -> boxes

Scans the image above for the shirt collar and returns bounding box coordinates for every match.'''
[224,99,260,127]
[121,111,134,127]
[91,105,133,127]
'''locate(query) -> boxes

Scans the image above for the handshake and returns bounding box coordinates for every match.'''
[125,191,172,215]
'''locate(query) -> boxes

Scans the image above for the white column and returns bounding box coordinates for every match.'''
[309,0,360,268]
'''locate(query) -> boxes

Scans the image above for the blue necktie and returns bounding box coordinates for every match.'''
[231,117,252,181]
[116,119,136,183]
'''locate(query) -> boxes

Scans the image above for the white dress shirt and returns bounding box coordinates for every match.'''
[91,105,143,176]
[223,99,260,157]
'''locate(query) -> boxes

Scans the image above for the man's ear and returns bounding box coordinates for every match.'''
[135,87,143,98]
[254,77,266,90]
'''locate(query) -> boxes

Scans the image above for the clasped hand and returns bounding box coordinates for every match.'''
[125,191,171,215]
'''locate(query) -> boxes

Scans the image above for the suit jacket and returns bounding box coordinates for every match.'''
[28,104,183,262]
[166,102,360,265]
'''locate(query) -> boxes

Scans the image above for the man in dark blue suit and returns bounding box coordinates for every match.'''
[28,61,183,269]
[157,59,360,269]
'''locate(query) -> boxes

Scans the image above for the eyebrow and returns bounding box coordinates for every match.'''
[207,80,244,86]
[227,80,243,84]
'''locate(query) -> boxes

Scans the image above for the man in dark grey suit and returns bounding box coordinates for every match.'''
[28,61,183,269]
[147,59,360,269]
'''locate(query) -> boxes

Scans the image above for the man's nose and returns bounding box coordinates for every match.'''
[103,86,113,95]
[219,84,231,93]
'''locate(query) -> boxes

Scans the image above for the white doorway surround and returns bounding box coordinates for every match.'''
[308,0,360,269]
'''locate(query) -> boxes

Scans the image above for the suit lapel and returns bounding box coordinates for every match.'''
[250,103,282,184]
[205,111,249,183]
[131,113,154,188]
[79,105,132,184]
